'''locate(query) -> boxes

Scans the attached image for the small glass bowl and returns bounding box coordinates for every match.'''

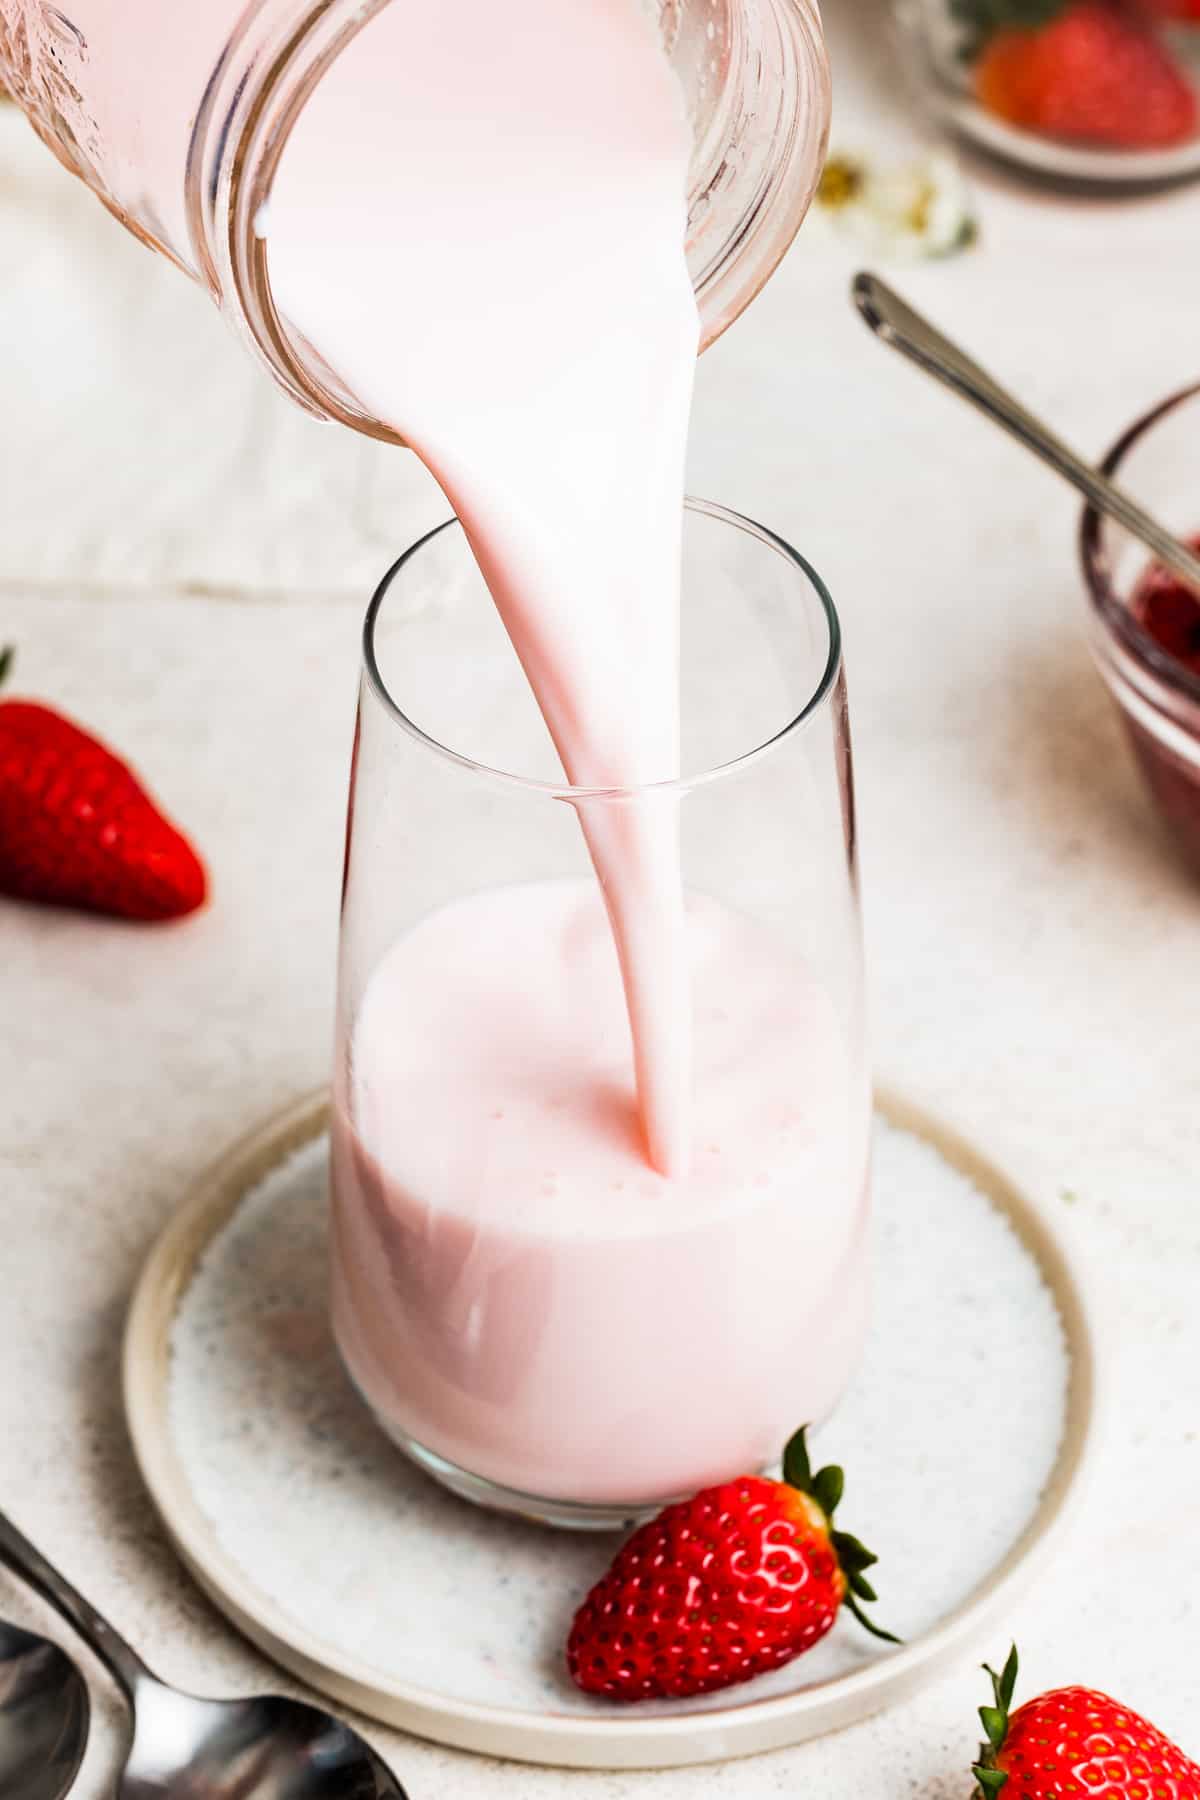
[1082,382,1200,869]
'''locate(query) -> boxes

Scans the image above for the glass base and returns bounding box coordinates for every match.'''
[339,1353,668,1531]
[396,1433,671,1533]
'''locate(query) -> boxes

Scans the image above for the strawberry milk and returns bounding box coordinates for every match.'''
[261,0,864,1504]
[331,882,868,1505]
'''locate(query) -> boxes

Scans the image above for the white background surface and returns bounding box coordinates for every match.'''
[3,1,1200,1793]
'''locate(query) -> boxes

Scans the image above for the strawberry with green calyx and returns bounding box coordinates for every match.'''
[972,1645,1200,1799]
[0,646,207,921]
[566,1427,897,1703]
[966,0,1198,149]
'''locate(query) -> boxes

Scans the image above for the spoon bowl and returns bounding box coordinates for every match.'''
[122,1680,406,1799]
[0,1511,408,1800]
[0,1619,90,1800]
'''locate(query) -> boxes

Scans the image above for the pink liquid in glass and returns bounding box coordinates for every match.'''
[332,883,868,1504]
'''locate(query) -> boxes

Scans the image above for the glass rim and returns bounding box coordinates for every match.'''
[1080,381,1200,710]
[360,495,843,801]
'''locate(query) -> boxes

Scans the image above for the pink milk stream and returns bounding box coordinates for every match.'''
[263,0,864,1501]
[268,0,697,1175]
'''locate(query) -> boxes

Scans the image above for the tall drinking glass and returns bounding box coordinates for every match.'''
[332,499,869,1530]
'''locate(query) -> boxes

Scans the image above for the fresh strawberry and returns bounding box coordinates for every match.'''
[973,1646,1200,1798]
[973,1,1199,149]
[566,1427,896,1702]
[0,647,207,921]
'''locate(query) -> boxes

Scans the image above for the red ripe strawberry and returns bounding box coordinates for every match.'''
[973,1646,1200,1798]
[566,1428,896,1702]
[0,647,207,921]
[974,1,1199,149]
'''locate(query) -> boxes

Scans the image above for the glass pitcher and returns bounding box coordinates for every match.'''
[0,0,830,444]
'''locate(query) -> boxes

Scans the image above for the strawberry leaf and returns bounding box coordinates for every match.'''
[997,1645,1019,1710]
[0,646,13,688]
[782,1427,812,1491]
[831,1530,877,1573]
[841,1590,901,1644]
[979,1705,1006,1746]
[812,1464,844,1518]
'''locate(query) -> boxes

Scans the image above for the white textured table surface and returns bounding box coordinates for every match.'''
[4,3,1200,1794]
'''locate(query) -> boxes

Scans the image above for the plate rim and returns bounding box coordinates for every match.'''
[122,1085,1103,1770]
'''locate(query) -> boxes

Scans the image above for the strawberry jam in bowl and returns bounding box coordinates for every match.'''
[1082,383,1200,869]
[895,0,1200,185]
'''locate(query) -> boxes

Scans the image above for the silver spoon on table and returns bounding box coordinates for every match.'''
[853,272,1200,600]
[0,1509,409,1799]
[0,1619,89,1800]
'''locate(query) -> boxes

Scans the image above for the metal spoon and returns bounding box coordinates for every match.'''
[0,1618,89,1800]
[0,1509,409,1799]
[853,272,1200,600]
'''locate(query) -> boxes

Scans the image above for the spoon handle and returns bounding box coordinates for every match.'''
[0,1507,151,1702]
[852,272,1200,598]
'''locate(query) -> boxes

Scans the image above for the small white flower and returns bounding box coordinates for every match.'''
[817,149,978,260]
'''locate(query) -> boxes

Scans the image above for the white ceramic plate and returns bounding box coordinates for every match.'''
[123,1088,1100,1770]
